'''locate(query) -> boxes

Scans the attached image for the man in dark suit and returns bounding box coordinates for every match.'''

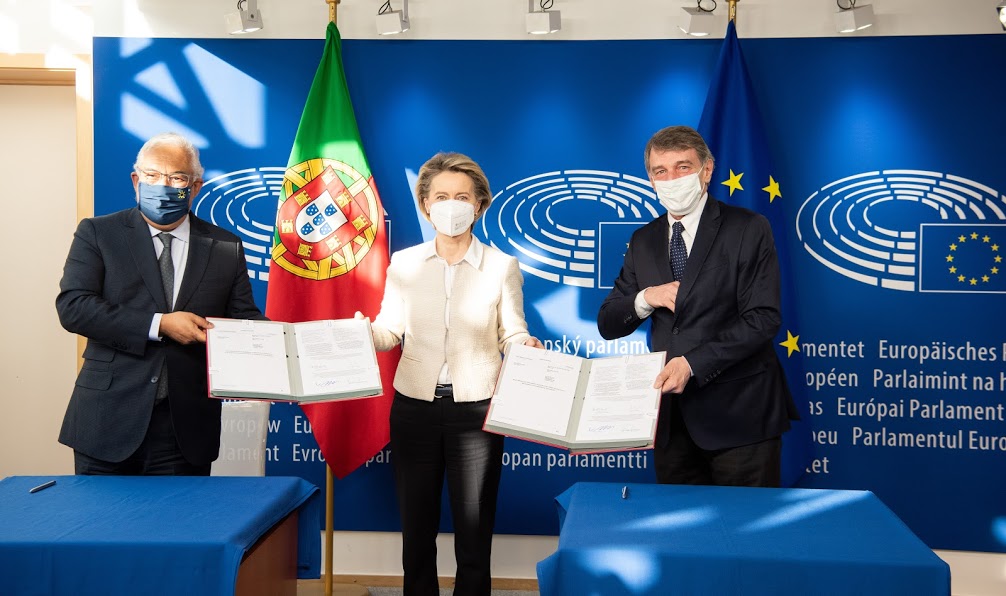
[56,132,264,475]
[598,125,798,487]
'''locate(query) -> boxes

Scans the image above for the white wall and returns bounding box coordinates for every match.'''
[0,84,78,478]
[89,0,1006,40]
[3,1,1006,594]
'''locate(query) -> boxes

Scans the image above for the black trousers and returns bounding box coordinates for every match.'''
[654,397,781,487]
[73,398,211,476]
[390,390,504,596]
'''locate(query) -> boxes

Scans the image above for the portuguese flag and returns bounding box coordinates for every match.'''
[266,22,399,479]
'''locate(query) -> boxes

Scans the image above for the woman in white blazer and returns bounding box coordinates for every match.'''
[369,152,541,596]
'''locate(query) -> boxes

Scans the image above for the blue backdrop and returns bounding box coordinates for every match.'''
[92,32,1006,551]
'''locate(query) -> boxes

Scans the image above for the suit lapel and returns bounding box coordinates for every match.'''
[675,197,722,315]
[125,208,171,312]
[176,215,212,312]
[649,216,674,283]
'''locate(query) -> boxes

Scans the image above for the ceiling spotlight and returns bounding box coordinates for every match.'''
[997,2,1006,31]
[225,0,263,35]
[835,0,875,34]
[376,0,410,36]
[526,0,561,35]
[679,1,722,37]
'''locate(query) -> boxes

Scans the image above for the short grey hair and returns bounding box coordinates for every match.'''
[643,125,714,173]
[133,132,204,178]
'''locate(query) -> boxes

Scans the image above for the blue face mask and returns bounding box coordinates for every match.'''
[137,182,191,226]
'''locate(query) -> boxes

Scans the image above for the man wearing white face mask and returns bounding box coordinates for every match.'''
[367,152,543,596]
[598,126,798,488]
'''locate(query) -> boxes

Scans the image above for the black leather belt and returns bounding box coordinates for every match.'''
[434,384,453,398]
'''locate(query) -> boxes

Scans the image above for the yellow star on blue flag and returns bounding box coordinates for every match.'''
[920,225,1006,292]
[763,176,781,203]
[722,170,744,196]
[780,330,800,357]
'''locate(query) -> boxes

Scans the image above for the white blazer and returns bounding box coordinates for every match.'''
[371,238,531,402]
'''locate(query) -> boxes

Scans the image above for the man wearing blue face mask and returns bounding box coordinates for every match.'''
[598,125,798,488]
[55,132,264,475]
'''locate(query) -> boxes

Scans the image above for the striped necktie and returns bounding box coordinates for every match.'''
[155,232,174,402]
[157,232,174,310]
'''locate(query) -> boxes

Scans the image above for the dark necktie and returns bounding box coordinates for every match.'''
[156,232,174,402]
[157,232,175,311]
[669,221,688,282]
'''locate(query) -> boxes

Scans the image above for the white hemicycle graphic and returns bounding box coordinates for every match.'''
[796,170,1006,292]
[194,167,285,282]
[480,170,662,288]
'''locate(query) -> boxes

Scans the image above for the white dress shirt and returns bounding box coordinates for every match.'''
[147,216,191,340]
[633,193,708,319]
[424,237,483,384]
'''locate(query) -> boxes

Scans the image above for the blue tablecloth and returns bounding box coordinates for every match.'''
[537,482,950,596]
[0,475,321,596]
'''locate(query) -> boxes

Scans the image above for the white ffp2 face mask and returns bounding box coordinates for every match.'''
[428,200,476,237]
[653,171,705,217]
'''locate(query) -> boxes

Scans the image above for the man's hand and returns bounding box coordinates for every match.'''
[643,281,681,312]
[160,312,213,344]
[524,337,544,349]
[654,356,692,394]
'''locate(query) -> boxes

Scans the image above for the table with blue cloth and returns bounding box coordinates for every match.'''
[537,482,950,596]
[0,475,321,596]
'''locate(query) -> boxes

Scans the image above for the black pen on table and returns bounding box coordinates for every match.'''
[29,480,56,494]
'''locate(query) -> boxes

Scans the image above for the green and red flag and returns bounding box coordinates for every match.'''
[266,21,399,479]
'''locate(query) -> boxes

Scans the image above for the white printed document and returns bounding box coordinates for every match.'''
[483,344,665,453]
[206,318,382,403]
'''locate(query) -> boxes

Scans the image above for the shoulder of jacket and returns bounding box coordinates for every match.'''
[629,216,666,240]
[91,207,134,225]
[481,242,508,260]
[391,242,431,262]
[189,214,242,243]
[712,198,760,222]
[481,243,520,268]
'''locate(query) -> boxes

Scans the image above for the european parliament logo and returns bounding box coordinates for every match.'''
[796,170,1005,293]
[194,167,286,283]
[478,170,662,289]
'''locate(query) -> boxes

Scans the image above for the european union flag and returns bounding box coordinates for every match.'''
[697,21,811,487]
[919,224,1006,293]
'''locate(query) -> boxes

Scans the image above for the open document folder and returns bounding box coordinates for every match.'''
[206,317,382,403]
[484,344,665,453]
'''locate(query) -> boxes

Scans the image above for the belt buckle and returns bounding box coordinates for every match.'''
[434,384,453,399]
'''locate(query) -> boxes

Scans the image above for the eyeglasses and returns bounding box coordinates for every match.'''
[136,168,193,188]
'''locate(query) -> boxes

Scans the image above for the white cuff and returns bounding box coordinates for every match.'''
[149,313,163,341]
[634,289,655,319]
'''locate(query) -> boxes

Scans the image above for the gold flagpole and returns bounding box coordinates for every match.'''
[324,18,338,596]
[324,7,338,594]
[325,466,335,596]
[317,2,367,595]
[729,0,738,24]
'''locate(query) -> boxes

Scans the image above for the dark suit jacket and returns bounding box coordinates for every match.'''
[598,197,798,451]
[56,207,263,466]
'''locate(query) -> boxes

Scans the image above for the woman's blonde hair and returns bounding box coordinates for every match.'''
[415,152,492,222]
